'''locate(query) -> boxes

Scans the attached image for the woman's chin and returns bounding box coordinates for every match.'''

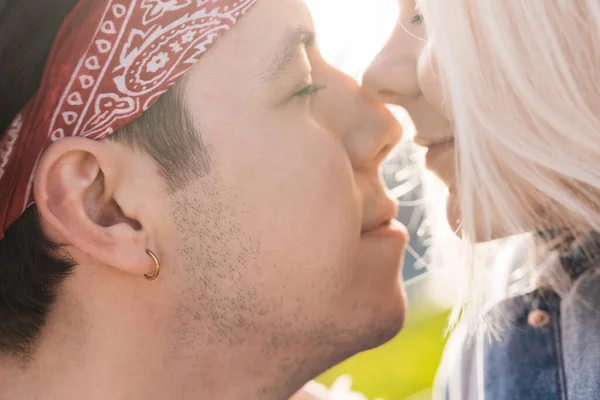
[445,188,462,236]
[445,189,519,242]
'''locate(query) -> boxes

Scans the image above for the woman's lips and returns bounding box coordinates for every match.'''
[424,139,454,168]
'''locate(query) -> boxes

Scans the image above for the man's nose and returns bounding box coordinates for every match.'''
[343,89,403,171]
[362,28,420,107]
[312,64,403,170]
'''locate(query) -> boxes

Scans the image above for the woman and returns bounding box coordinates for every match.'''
[366,0,600,399]
[297,0,600,398]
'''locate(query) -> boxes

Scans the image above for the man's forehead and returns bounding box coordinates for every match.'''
[183,0,316,85]
[258,28,316,83]
[239,0,315,48]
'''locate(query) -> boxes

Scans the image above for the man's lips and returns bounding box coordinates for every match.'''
[361,218,409,241]
[361,199,409,241]
[361,199,398,234]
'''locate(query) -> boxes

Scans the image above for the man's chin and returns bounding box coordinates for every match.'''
[348,280,407,353]
[352,243,407,348]
[304,249,407,369]
[317,302,405,377]
[367,284,406,348]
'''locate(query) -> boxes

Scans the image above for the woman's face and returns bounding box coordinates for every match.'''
[363,0,461,231]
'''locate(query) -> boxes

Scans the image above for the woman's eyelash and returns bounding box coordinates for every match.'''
[411,13,423,25]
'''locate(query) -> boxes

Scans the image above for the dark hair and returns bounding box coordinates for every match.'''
[0,0,211,357]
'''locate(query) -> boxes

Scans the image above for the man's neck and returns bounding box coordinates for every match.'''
[0,269,344,400]
[0,316,327,400]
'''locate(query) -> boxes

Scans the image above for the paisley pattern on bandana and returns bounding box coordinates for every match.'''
[0,0,258,239]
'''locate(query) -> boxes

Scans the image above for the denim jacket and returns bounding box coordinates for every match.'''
[435,234,600,400]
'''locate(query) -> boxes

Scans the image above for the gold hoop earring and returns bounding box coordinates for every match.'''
[143,249,160,281]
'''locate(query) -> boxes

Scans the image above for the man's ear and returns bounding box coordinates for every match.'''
[33,137,158,277]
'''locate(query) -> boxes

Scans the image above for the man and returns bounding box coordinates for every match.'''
[0,0,408,399]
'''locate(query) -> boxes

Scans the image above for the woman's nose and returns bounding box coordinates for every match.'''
[362,27,421,107]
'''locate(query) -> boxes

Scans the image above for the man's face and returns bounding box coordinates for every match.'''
[159,0,406,364]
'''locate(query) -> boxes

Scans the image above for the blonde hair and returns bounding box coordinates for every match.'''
[417,0,600,326]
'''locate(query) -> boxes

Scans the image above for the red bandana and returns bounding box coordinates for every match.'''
[0,0,258,239]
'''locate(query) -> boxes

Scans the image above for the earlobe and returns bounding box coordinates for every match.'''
[33,137,156,277]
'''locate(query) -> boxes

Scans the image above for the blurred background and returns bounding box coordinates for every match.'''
[304,1,455,398]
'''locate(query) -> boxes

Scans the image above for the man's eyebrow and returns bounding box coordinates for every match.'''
[258,28,316,83]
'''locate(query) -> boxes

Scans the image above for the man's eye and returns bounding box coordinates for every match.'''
[294,84,327,98]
